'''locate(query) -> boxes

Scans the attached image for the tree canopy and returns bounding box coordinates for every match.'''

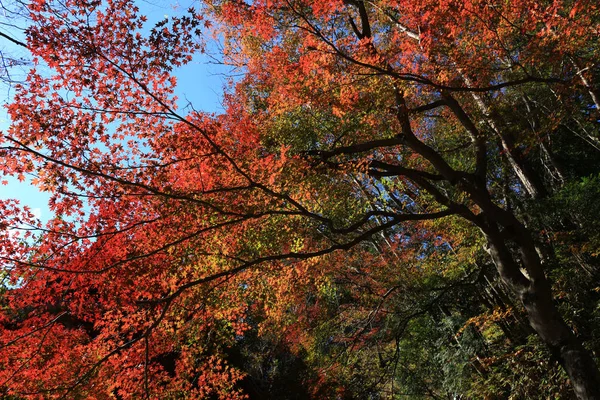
[1,0,600,398]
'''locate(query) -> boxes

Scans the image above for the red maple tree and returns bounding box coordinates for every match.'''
[1,0,599,398]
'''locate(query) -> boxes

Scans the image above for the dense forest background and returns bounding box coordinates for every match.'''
[0,0,599,398]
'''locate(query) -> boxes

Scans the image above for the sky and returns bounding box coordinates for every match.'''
[0,0,229,223]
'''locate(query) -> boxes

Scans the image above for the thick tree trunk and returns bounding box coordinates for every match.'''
[485,228,600,399]
[523,283,600,399]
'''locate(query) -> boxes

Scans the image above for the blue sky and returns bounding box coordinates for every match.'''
[0,1,229,223]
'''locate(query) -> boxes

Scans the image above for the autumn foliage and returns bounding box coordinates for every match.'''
[0,0,600,398]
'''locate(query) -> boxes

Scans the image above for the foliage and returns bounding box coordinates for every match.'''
[0,0,599,398]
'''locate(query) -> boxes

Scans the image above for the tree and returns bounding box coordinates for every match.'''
[0,0,599,398]
[0,1,30,91]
